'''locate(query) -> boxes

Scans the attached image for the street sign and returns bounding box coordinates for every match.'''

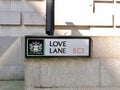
[25,36,91,58]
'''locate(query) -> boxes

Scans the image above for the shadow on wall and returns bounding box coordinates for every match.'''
[0,37,24,80]
[65,22,83,36]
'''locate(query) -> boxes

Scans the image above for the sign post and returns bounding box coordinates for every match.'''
[25,36,91,58]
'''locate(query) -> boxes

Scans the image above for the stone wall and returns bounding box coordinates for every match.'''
[0,0,120,90]
[25,36,120,90]
[0,0,46,80]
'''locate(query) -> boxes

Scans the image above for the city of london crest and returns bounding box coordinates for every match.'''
[28,40,44,56]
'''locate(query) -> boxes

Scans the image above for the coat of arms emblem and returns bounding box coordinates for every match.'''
[28,40,44,55]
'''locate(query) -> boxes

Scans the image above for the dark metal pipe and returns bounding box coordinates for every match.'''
[46,0,54,35]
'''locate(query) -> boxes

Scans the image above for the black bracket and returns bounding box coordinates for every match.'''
[46,0,54,35]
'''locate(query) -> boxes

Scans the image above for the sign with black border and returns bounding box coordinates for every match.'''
[25,36,91,58]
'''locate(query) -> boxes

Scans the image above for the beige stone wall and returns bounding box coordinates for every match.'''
[25,36,120,90]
